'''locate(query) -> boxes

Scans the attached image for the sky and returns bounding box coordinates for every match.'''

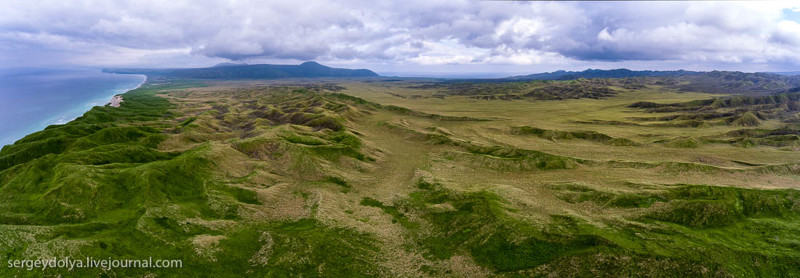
[2,1,800,77]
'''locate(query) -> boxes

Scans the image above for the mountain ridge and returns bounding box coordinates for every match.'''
[103,61,379,79]
[507,68,701,81]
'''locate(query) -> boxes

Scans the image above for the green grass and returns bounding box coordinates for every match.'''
[3,77,800,277]
[511,126,638,146]
[210,219,382,277]
[404,182,607,272]
[360,197,418,230]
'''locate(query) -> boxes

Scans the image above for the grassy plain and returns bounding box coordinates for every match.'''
[1,76,799,277]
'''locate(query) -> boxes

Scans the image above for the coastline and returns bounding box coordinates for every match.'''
[48,73,147,124]
[106,75,147,107]
[0,72,147,148]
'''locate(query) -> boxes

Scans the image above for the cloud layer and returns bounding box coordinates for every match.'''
[2,0,800,72]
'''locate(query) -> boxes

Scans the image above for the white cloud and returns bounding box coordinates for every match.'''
[597,28,614,42]
[0,0,799,71]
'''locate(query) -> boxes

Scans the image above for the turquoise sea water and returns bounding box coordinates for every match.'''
[0,68,145,147]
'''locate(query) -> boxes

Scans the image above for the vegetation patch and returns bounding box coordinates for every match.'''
[511,126,638,146]
[419,79,621,101]
[643,185,800,228]
[212,219,383,277]
[360,197,418,229]
[384,105,489,121]
[629,92,800,127]
[548,183,664,208]
[662,137,703,148]
[405,181,606,272]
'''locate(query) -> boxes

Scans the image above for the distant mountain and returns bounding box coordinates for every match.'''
[508,68,700,81]
[769,71,800,76]
[211,62,248,67]
[514,69,800,96]
[673,71,800,95]
[104,61,379,79]
[429,69,800,96]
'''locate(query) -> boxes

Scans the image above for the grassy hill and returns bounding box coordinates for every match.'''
[1,76,800,277]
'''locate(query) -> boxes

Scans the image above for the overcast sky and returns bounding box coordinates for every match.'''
[2,0,800,76]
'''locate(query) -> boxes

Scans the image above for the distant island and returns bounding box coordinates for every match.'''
[103,61,379,79]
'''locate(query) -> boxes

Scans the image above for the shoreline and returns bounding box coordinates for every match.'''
[1,72,147,148]
[106,75,147,107]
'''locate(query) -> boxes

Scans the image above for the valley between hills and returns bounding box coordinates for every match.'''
[2,72,800,277]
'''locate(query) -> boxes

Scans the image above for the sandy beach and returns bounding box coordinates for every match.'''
[107,95,123,107]
[106,75,145,108]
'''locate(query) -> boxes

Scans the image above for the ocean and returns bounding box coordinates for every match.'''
[0,68,146,147]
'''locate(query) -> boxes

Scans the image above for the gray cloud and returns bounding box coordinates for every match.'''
[1,0,799,71]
